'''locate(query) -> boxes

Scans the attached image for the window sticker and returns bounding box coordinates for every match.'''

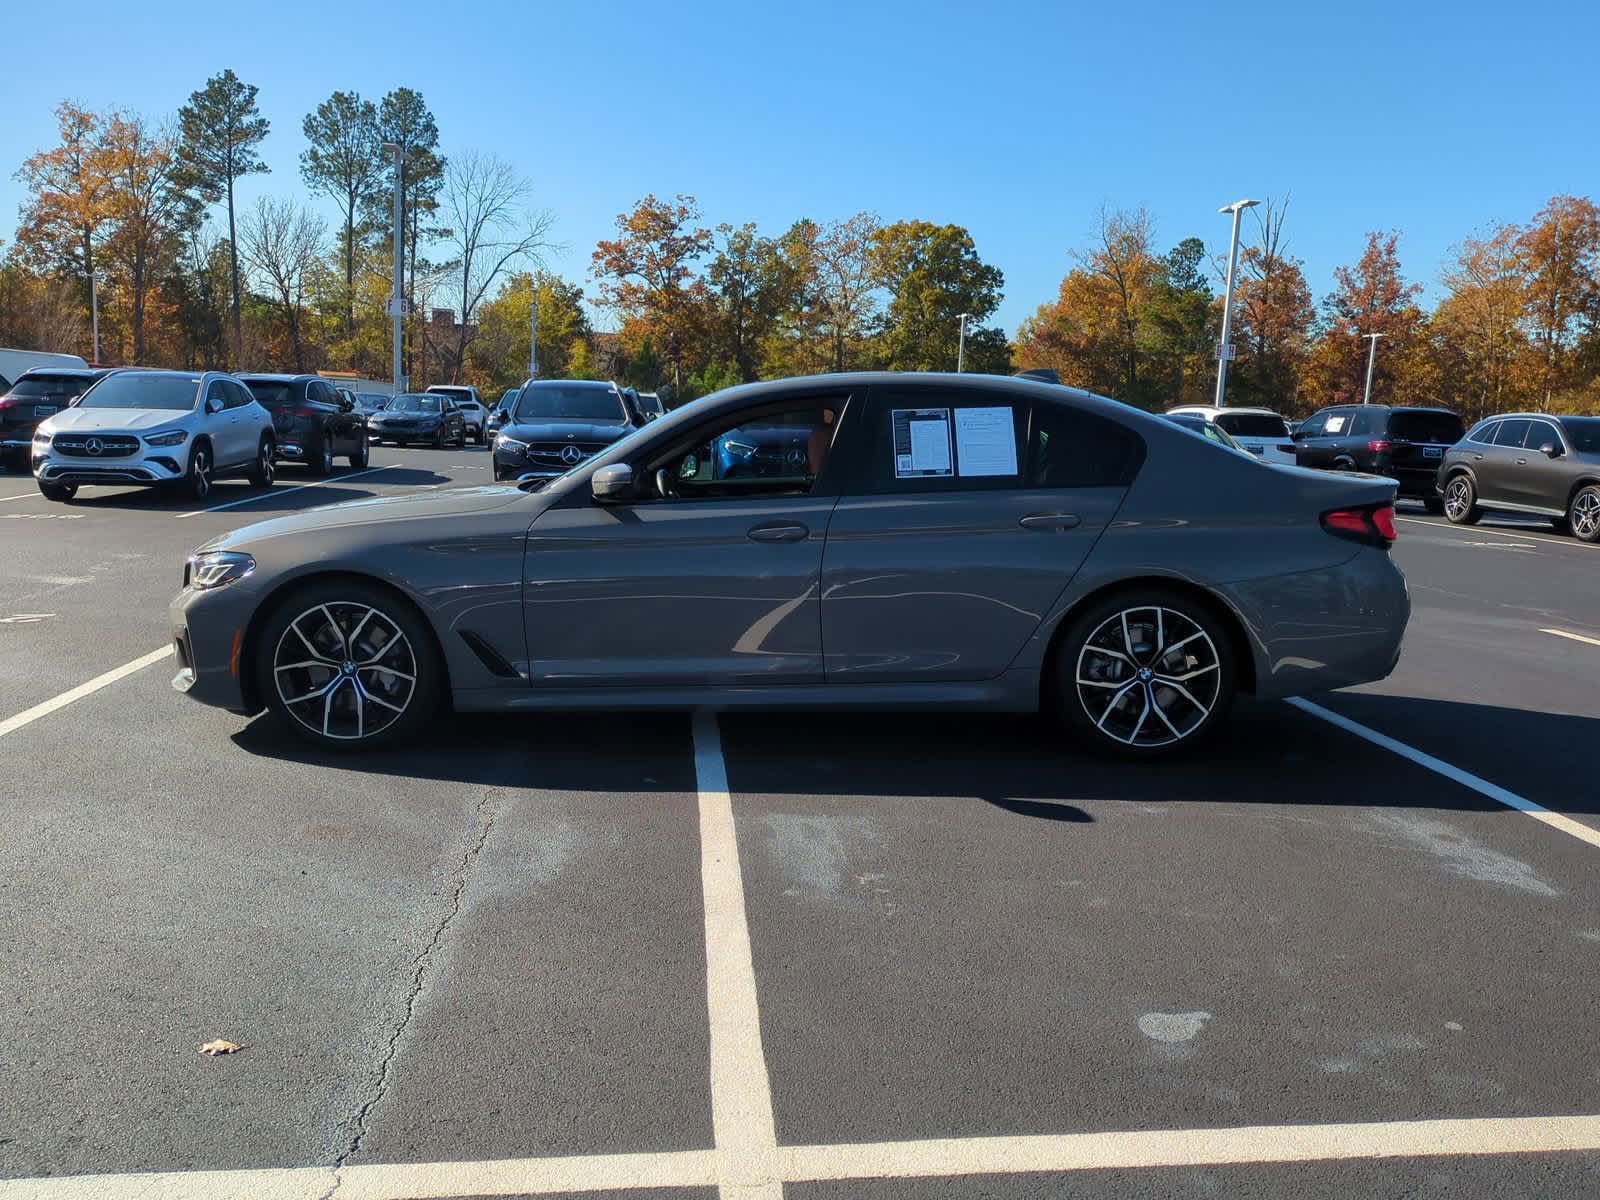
[953,407,1018,476]
[892,408,952,477]
[1325,415,1346,433]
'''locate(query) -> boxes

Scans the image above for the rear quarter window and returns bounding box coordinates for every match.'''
[1214,412,1289,438]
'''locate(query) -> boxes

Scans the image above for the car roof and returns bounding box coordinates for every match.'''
[1166,405,1283,417]
[238,373,315,382]
[15,367,110,380]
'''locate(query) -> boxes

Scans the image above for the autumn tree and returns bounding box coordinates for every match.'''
[13,102,116,356]
[1432,223,1528,418]
[300,91,381,339]
[592,194,714,387]
[436,151,557,381]
[1516,196,1600,406]
[871,219,1006,373]
[470,269,591,388]
[1230,198,1314,408]
[706,223,801,381]
[176,69,271,367]
[808,212,882,372]
[239,197,326,371]
[1302,231,1424,405]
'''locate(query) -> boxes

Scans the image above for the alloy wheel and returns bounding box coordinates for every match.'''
[1573,490,1600,540]
[272,602,418,741]
[191,448,211,498]
[1445,477,1472,521]
[259,442,275,486]
[1074,605,1222,749]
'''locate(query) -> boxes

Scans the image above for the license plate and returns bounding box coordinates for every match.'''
[1247,445,1265,455]
[33,405,58,418]
[1423,446,1443,459]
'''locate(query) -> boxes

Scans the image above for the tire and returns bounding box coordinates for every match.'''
[1052,588,1237,758]
[183,442,214,501]
[1570,485,1600,543]
[254,579,440,750]
[1550,516,1571,534]
[1423,497,1445,516]
[1442,473,1481,525]
[349,438,369,469]
[433,427,446,449]
[310,436,334,476]
[246,435,275,487]
[37,480,76,502]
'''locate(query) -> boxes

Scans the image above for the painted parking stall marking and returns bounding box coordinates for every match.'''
[1290,697,1600,849]
[176,464,399,519]
[1541,627,1600,649]
[0,644,172,740]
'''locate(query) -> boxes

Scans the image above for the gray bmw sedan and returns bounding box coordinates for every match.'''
[170,373,1409,757]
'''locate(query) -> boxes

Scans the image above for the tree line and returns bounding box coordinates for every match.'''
[4,74,1597,419]
[1017,196,1600,419]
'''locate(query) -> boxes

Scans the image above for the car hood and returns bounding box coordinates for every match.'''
[41,407,191,433]
[370,409,441,421]
[500,419,632,442]
[205,485,532,550]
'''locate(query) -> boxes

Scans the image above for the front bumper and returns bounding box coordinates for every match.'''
[170,583,261,715]
[34,450,185,487]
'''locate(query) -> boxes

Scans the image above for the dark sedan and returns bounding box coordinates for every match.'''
[491,380,644,481]
[239,374,369,473]
[172,372,1409,758]
[0,368,110,466]
[1438,413,1600,541]
[367,393,468,447]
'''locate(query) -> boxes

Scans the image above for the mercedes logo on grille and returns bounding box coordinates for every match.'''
[85,437,104,456]
[559,444,584,465]
[786,446,807,466]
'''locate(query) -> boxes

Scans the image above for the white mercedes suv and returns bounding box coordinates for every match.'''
[32,369,276,502]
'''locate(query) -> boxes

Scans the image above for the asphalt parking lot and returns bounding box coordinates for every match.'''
[2,447,1599,1199]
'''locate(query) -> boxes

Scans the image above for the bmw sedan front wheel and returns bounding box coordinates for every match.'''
[255,581,439,749]
[1053,590,1237,758]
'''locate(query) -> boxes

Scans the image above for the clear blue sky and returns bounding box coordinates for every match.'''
[2,0,1595,336]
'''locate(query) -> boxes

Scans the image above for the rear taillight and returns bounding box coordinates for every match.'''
[1277,443,1296,453]
[1321,503,1397,548]
[1366,439,1392,452]
[0,396,16,410]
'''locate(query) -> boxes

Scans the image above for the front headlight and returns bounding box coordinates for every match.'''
[722,438,758,458]
[33,430,52,447]
[145,429,188,446]
[496,435,527,453]
[186,550,255,590]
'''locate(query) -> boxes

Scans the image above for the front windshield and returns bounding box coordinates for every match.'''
[515,384,626,423]
[78,373,199,410]
[387,394,442,413]
[1563,417,1600,453]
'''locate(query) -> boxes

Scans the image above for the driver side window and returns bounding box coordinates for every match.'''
[646,403,840,502]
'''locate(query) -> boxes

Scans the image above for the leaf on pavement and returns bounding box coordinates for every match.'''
[199,1038,245,1056]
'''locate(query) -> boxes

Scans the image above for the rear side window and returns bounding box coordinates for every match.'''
[1321,408,1356,435]
[1492,419,1531,447]
[1214,412,1289,438]
[1297,411,1329,437]
[244,380,295,408]
[1028,402,1144,488]
[1466,420,1497,444]
[1389,410,1464,443]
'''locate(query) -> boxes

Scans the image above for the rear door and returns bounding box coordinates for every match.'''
[1476,418,1530,504]
[820,385,1140,684]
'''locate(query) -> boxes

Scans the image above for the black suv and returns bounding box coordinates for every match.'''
[239,374,369,473]
[492,380,645,481]
[0,367,110,467]
[1437,413,1600,541]
[1292,404,1465,512]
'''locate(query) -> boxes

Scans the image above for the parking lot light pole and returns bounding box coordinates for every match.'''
[529,275,538,381]
[381,142,404,395]
[957,313,972,372]
[1362,333,1384,404]
[1213,198,1259,407]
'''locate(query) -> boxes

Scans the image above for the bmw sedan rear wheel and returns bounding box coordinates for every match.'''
[1054,590,1236,758]
[255,581,439,749]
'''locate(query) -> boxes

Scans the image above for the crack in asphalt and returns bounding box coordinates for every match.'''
[320,788,500,1199]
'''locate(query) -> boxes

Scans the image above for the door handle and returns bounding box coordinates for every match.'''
[1019,512,1081,531]
[747,521,809,543]
[1472,453,1484,461]
[1515,457,1528,465]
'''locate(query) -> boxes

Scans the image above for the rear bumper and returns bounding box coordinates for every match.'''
[1382,465,1442,498]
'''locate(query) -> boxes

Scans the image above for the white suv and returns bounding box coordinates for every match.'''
[425,385,488,443]
[1165,405,1295,464]
[32,369,276,502]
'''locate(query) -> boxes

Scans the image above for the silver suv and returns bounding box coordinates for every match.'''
[32,369,276,502]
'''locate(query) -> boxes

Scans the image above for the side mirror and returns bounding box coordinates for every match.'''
[1540,442,1562,459]
[591,462,634,502]
[205,394,223,415]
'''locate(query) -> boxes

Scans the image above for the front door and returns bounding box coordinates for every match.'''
[821,386,1137,683]
[521,397,848,687]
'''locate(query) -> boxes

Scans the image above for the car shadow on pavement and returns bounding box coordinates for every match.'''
[226,692,1596,821]
[52,466,455,514]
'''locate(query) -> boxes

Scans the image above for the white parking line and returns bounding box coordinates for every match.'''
[0,644,172,740]
[12,1113,1600,1198]
[1396,516,1588,551]
[1541,628,1600,649]
[1289,698,1600,850]
[693,710,782,1198]
[175,466,398,519]
[0,489,42,503]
